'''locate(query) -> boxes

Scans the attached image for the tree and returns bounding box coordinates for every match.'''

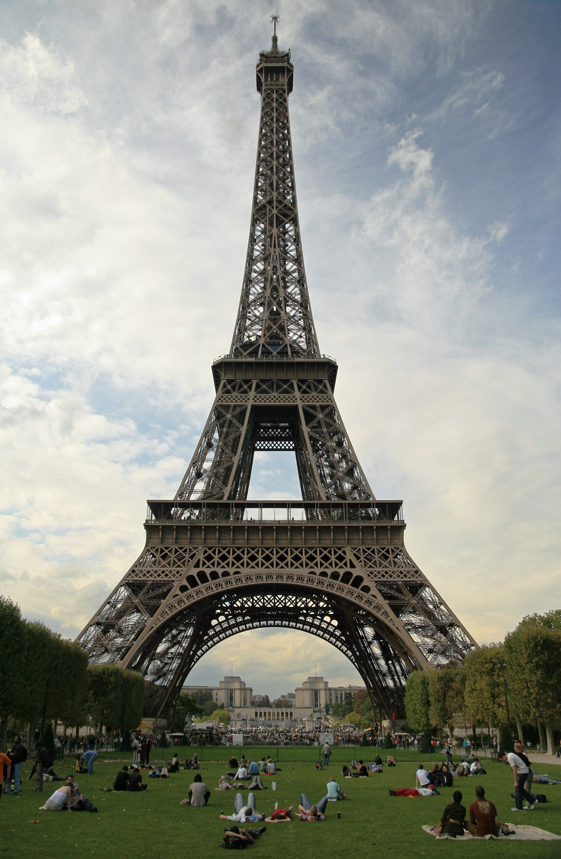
[87,665,144,733]
[344,711,363,728]
[404,671,430,733]
[210,708,230,726]
[353,689,370,714]
[167,693,204,732]
[504,623,561,756]
[0,597,25,742]
[428,667,464,737]
[42,722,56,762]
[464,645,507,733]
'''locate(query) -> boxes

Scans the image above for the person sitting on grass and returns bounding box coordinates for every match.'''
[222,824,267,847]
[386,755,396,767]
[432,790,466,838]
[264,802,294,822]
[465,785,502,837]
[168,754,180,773]
[374,754,383,768]
[389,784,440,797]
[341,765,352,779]
[113,766,130,792]
[218,792,264,823]
[248,774,267,791]
[234,764,249,781]
[357,760,368,777]
[128,769,146,791]
[181,772,210,806]
[326,776,346,801]
[296,794,328,820]
[75,753,86,773]
[470,759,485,775]
[258,757,267,774]
[267,757,277,774]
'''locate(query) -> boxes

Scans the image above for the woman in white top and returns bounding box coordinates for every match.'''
[39,781,73,811]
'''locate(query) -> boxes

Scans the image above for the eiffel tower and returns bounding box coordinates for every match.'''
[78,22,476,720]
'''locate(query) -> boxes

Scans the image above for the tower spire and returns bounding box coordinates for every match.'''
[271,14,279,53]
[230,26,319,358]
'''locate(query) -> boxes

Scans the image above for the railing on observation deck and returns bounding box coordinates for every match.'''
[146,499,403,525]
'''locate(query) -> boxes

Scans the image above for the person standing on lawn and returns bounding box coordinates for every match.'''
[322,741,331,766]
[498,751,537,811]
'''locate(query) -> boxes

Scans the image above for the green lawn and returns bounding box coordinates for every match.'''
[2,748,560,859]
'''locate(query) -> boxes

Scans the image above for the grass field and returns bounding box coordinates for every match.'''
[2,747,561,859]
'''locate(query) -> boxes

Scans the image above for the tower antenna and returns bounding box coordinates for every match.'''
[271,14,279,51]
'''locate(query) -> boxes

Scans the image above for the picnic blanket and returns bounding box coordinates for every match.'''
[422,824,561,841]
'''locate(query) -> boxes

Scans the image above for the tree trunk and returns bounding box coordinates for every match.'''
[516,720,524,745]
[0,717,7,749]
[538,722,546,750]
[545,721,555,757]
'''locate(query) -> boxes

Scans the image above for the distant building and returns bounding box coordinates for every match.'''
[182,675,365,729]
[182,675,253,709]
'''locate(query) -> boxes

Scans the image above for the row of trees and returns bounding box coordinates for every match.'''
[0,596,144,742]
[405,610,561,755]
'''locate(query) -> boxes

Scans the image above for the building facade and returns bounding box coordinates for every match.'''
[183,675,366,729]
[183,675,253,709]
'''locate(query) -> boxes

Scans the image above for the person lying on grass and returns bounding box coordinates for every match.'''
[219,792,264,823]
[40,775,98,812]
[217,775,235,790]
[248,775,267,791]
[389,784,440,797]
[222,824,267,847]
[264,802,294,822]
[432,790,466,838]
[296,794,328,820]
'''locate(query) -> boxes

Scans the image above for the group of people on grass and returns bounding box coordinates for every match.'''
[9,729,558,847]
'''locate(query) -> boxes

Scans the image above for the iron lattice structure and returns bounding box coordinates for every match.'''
[78,31,477,719]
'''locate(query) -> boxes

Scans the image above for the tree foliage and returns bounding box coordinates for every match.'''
[167,693,204,732]
[428,667,464,734]
[210,708,231,726]
[0,597,26,725]
[87,665,144,732]
[404,671,430,733]
[464,644,507,728]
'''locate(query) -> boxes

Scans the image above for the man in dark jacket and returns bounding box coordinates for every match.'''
[7,736,28,795]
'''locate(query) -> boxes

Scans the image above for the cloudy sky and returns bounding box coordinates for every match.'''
[1,0,559,698]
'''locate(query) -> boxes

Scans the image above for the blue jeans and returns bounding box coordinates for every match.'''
[300,793,328,815]
[83,751,97,773]
[323,755,330,765]
[515,772,535,809]
[5,762,22,794]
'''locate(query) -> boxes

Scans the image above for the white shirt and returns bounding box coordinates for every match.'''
[416,768,430,786]
[417,787,434,796]
[506,752,529,774]
[234,767,248,780]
